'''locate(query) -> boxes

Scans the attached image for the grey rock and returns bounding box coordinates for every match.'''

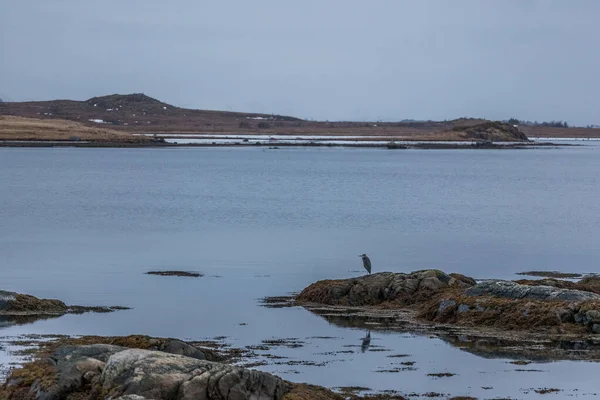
[438,300,457,313]
[466,280,600,302]
[593,324,600,334]
[21,344,287,400]
[575,312,586,324]
[586,310,600,324]
[102,349,287,400]
[458,304,470,313]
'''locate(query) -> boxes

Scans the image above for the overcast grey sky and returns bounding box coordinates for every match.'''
[1,1,599,124]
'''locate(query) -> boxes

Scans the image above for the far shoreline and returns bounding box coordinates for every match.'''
[0,139,576,150]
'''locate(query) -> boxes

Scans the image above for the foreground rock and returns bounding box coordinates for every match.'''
[0,290,129,316]
[297,271,600,336]
[0,337,391,400]
[296,270,475,307]
[2,344,287,400]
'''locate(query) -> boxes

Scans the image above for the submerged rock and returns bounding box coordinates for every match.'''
[465,280,600,302]
[296,270,474,306]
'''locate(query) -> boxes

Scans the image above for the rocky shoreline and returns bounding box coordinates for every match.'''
[3,270,600,399]
[0,335,413,400]
[0,139,568,150]
[288,270,600,361]
[296,270,600,334]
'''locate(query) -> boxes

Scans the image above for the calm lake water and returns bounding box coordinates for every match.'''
[1,143,600,399]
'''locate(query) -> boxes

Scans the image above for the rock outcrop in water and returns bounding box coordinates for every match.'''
[0,289,128,316]
[297,271,600,335]
[296,270,475,306]
[0,290,68,315]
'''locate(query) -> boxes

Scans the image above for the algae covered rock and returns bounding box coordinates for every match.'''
[296,270,475,306]
[0,290,68,315]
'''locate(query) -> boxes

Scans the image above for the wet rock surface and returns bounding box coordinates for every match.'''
[296,270,474,306]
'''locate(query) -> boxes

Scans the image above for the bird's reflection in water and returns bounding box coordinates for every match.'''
[361,330,371,353]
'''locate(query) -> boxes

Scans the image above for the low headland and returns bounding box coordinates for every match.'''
[1,93,597,149]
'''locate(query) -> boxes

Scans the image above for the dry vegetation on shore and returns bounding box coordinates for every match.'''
[2,93,599,139]
[0,116,151,143]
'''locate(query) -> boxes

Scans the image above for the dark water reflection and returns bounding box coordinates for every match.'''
[0,315,61,329]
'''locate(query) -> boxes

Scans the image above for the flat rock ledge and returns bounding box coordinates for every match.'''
[0,342,354,400]
[0,290,128,316]
[297,271,600,334]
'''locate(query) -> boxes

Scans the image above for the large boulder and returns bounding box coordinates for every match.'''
[466,280,600,302]
[3,344,288,400]
[296,270,475,306]
[102,349,287,400]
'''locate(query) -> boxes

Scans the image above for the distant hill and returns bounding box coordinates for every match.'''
[0,93,302,133]
[2,93,599,139]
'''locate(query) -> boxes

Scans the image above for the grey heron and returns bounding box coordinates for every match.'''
[359,254,371,274]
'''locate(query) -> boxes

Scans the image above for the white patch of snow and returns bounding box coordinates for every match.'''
[106,109,113,111]
[93,104,98,107]
[163,106,167,110]
[89,119,105,124]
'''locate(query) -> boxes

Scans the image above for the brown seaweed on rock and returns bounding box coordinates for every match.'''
[296,270,474,307]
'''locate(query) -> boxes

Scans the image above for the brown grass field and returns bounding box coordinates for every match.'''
[0,115,151,143]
